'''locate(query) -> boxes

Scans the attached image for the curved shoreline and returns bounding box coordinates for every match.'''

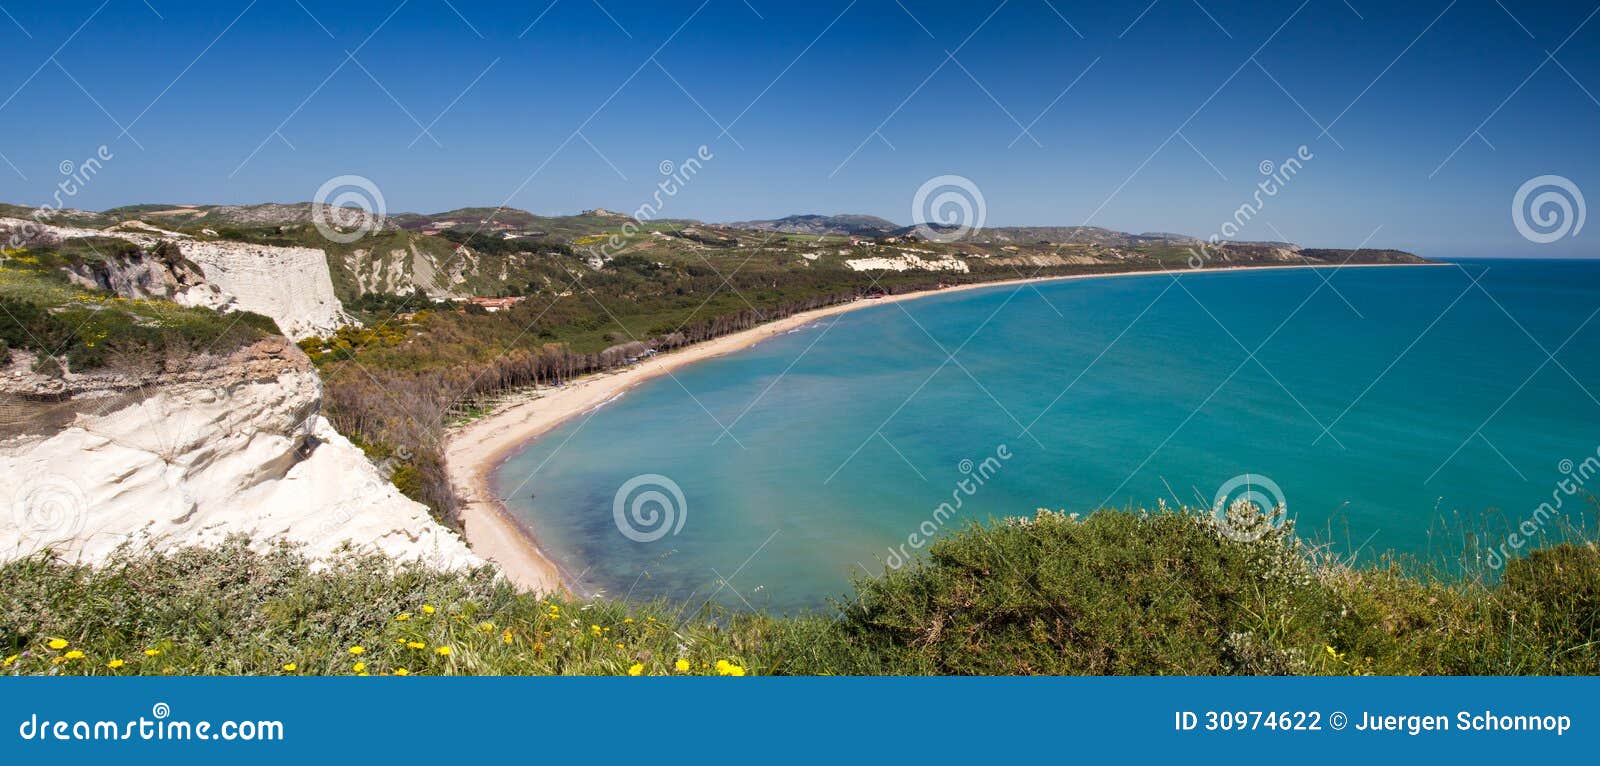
[445,261,1442,592]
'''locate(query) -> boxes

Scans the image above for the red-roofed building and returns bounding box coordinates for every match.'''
[465,296,524,312]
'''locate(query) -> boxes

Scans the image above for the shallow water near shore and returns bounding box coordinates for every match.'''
[494,261,1600,612]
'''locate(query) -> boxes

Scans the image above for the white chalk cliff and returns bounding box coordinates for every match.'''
[845,252,970,273]
[1,217,349,339]
[0,338,479,570]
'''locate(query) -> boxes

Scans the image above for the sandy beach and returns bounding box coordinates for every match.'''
[445,261,1443,592]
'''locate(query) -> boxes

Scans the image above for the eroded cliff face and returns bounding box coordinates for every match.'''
[1,217,349,339]
[0,338,479,569]
[176,238,348,339]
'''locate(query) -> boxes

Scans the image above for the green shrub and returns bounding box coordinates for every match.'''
[0,295,75,354]
[30,354,62,377]
[773,510,1326,675]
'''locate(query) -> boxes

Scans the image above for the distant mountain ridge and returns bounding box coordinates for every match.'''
[720,215,1297,249]
[39,203,1306,251]
[724,214,901,237]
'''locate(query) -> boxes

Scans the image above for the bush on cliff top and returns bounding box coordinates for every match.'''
[2,509,1597,676]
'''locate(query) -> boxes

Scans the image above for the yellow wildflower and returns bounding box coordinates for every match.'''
[107,659,125,669]
[394,668,409,676]
[282,663,297,672]
[47,638,68,650]
[623,618,634,624]
[421,605,435,615]
[502,629,513,645]
[435,646,452,657]
[352,662,366,673]
[728,665,746,677]
[590,625,601,636]
[348,646,365,655]
[406,641,425,650]
[715,660,746,676]
[627,663,644,676]
[144,649,160,657]
[2,654,18,668]
[64,650,85,660]
[478,621,494,633]
[675,658,690,672]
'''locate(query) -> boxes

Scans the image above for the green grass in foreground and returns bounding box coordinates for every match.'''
[2,509,1596,676]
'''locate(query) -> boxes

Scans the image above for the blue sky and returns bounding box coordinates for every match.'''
[0,0,1596,257]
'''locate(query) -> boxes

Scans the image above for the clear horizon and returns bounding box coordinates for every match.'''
[1,1,1597,257]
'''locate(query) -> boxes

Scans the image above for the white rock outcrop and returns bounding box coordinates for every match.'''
[845,253,970,273]
[60,240,234,312]
[1,217,349,340]
[0,339,479,570]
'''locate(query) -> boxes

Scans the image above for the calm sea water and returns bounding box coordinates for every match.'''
[494,261,1600,612]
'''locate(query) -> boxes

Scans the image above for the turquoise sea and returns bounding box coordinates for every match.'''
[494,261,1600,612]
